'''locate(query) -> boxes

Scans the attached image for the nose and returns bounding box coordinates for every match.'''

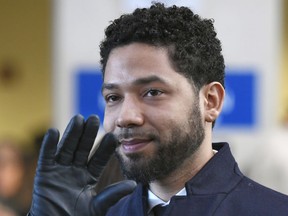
[116,96,144,128]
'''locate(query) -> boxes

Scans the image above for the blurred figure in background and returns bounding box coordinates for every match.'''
[0,139,32,216]
[0,201,18,216]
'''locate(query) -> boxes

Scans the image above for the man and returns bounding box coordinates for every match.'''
[29,3,288,216]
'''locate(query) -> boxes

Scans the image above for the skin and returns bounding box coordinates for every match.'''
[102,42,225,201]
[0,144,25,199]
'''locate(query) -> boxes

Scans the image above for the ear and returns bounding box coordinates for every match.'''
[202,82,225,123]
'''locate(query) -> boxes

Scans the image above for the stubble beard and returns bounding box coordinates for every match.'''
[115,101,205,185]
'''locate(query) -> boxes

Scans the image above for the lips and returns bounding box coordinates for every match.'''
[120,138,151,153]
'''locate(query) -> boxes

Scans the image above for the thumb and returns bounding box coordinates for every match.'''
[90,180,137,216]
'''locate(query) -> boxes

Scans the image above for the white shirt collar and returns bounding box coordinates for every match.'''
[147,187,187,215]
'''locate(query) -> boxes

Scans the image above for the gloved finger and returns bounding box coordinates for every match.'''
[91,180,137,216]
[38,128,60,166]
[56,115,85,165]
[74,115,100,166]
[88,133,117,178]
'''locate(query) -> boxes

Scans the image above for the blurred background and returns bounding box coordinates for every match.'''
[0,0,287,215]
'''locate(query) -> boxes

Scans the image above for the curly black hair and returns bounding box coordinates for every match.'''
[100,3,225,91]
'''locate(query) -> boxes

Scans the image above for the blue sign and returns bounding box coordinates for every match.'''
[75,69,105,125]
[76,68,257,128]
[216,70,257,128]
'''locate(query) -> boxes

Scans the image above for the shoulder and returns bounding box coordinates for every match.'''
[217,176,288,215]
[238,176,288,203]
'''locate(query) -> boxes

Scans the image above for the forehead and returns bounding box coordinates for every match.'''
[103,43,187,86]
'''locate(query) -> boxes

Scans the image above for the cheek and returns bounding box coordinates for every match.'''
[149,105,192,131]
[152,103,187,122]
[147,110,175,132]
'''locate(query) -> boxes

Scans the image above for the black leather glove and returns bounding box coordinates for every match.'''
[28,114,136,216]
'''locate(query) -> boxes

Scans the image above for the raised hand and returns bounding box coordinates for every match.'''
[28,114,136,216]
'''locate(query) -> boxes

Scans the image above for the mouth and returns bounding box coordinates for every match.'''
[119,138,152,154]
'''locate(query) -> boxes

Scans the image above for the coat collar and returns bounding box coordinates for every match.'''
[108,142,244,216]
[138,142,243,197]
[185,142,243,195]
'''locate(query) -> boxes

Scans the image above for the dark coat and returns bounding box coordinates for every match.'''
[106,142,288,216]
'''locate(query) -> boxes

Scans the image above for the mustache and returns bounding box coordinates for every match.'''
[114,128,158,141]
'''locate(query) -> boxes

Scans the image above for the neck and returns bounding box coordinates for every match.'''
[148,139,214,201]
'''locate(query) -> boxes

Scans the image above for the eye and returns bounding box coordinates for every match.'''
[144,89,163,97]
[105,94,121,103]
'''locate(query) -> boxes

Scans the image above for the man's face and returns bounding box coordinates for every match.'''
[102,43,205,184]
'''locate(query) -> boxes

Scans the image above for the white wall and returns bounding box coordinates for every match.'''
[52,0,288,194]
[52,0,122,132]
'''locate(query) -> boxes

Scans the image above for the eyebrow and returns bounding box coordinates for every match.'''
[102,75,168,93]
